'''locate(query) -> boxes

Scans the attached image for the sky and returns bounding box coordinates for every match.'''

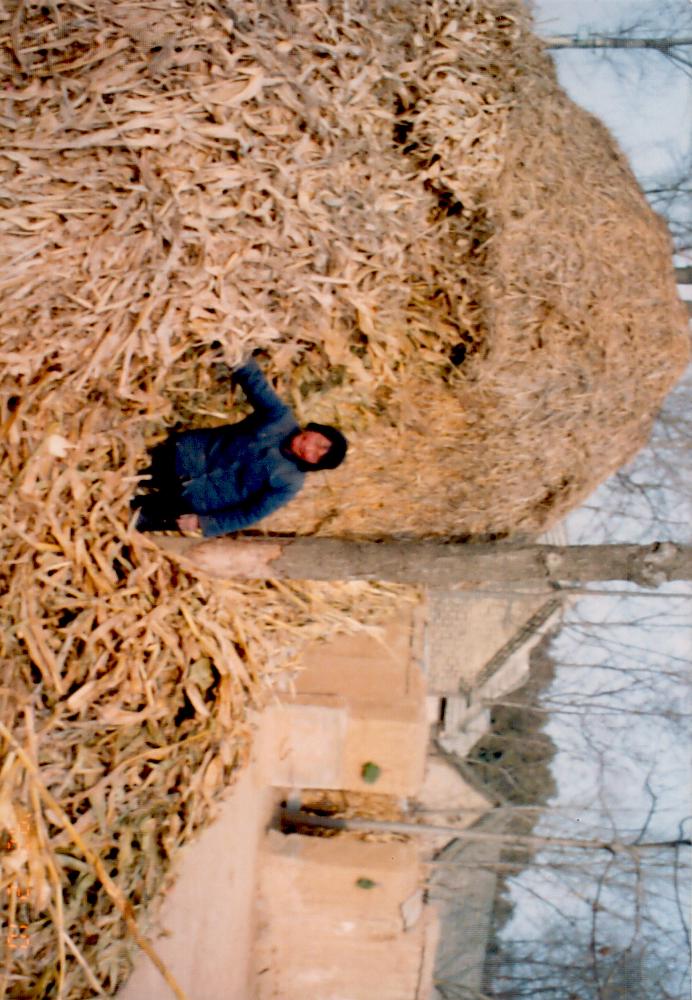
[490,5,692,991]
[532,0,691,176]
[533,0,692,267]
[499,584,692,994]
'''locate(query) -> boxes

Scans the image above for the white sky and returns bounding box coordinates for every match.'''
[493,5,692,984]
[533,1,692,184]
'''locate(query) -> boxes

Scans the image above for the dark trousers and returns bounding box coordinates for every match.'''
[132,437,191,531]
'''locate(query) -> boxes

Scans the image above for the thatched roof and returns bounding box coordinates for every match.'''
[0,0,688,995]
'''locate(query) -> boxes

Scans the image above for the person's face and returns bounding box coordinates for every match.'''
[289,430,331,466]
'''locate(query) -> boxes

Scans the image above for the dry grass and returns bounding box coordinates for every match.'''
[0,0,688,996]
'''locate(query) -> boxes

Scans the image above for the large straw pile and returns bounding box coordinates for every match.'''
[0,0,688,996]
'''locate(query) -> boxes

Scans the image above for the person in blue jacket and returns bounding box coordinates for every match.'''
[132,358,348,536]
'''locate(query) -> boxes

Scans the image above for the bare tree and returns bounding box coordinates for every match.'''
[540,0,692,79]
[468,351,692,1000]
[565,366,692,546]
[644,161,692,255]
[158,535,692,586]
[485,929,686,1000]
[538,0,692,253]
[439,612,691,1000]
[543,32,692,69]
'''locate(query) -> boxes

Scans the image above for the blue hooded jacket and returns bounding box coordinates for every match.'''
[173,360,304,537]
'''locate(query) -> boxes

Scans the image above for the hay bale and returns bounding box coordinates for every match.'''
[0,0,688,996]
[262,43,689,539]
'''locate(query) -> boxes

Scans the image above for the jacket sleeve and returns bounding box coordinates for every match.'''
[232,358,290,420]
[197,479,300,538]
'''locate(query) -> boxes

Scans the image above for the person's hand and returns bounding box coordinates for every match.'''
[177,514,200,532]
